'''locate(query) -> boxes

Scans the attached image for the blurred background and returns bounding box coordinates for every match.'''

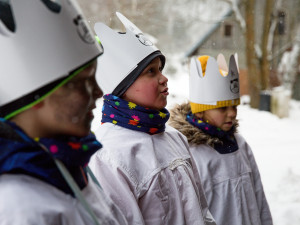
[77,0,300,224]
[78,0,300,116]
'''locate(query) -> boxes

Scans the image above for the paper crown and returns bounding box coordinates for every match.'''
[0,0,102,113]
[189,54,240,113]
[94,12,162,94]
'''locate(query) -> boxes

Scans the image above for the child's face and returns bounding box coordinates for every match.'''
[39,61,103,137]
[123,57,169,110]
[196,106,237,131]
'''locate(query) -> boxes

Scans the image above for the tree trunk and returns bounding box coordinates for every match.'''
[260,0,274,91]
[245,0,260,108]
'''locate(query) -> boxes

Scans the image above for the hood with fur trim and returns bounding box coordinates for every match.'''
[168,102,238,147]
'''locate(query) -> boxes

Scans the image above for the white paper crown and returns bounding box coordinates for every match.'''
[0,0,102,107]
[189,53,240,105]
[94,12,160,94]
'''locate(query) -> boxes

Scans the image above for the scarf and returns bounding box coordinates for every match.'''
[186,113,238,154]
[102,94,170,134]
[0,119,102,196]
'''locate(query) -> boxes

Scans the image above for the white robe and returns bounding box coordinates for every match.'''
[0,173,128,225]
[189,133,273,225]
[90,123,215,225]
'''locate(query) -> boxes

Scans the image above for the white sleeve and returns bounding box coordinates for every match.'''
[245,141,273,225]
[90,151,146,225]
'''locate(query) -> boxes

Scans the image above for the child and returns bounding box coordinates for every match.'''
[169,54,273,225]
[0,1,127,224]
[90,12,216,225]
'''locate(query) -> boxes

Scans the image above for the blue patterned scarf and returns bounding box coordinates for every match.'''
[102,94,170,134]
[186,113,238,154]
[0,119,102,196]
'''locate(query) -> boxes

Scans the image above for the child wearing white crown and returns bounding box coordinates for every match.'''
[0,1,128,224]
[169,54,273,225]
[89,12,216,225]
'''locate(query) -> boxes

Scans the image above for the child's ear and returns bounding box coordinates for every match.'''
[32,102,44,110]
[194,112,203,119]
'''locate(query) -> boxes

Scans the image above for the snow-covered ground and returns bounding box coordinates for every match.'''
[92,62,300,224]
[238,99,300,225]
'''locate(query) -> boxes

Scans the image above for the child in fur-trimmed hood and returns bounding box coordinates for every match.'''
[169,54,273,225]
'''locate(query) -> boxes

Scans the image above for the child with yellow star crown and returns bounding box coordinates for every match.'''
[89,12,216,225]
[169,54,273,225]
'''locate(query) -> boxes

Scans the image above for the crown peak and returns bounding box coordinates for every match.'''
[189,53,240,104]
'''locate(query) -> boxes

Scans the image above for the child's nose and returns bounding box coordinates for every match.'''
[228,107,237,117]
[159,74,168,85]
[93,82,103,100]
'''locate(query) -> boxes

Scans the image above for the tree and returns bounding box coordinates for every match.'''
[260,0,274,91]
[230,0,299,108]
[244,0,262,108]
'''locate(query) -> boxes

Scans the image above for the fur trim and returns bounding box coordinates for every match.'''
[168,102,238,147]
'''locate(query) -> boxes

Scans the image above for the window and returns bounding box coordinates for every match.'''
[224,24,232,37]
[0,0,15,32]
[277,11,286,35]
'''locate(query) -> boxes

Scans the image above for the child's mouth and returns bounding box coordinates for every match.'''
[161,88,169,96]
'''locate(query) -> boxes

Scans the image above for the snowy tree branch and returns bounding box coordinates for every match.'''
[223,0,246,32]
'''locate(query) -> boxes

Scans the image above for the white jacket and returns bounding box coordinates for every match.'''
[90,123,215,225]
[0,173,128,225]
[189,134,273,225]
[169,103,273,225]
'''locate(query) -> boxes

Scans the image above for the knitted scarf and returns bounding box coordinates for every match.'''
[0,119,102,196]
[102,94,170,134]
[186,113,238,154]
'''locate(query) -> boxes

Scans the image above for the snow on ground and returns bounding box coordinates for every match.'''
[238,99,300,225]
[92,61,300,224]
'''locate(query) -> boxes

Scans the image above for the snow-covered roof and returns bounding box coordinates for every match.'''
[184,7,233,58]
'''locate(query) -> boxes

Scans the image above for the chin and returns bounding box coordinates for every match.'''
[76,131,90,137]
[67,126,91,137]
[159,104,167,110]
[155,102,167,110]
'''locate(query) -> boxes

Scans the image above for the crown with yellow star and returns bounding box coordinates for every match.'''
[189,54,240,113]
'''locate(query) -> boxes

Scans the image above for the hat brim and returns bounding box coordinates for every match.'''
[112,51,165,97]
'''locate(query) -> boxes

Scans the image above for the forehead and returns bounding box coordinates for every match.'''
[205,106,237,114]
[204,108,225,115]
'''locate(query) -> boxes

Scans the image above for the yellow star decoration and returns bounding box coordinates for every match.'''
[128,102,137,109]
[112,120,117,124]
[159,112,167,118]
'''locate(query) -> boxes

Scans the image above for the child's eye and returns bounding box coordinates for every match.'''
[145,68,157,75]
[147,68,154,73]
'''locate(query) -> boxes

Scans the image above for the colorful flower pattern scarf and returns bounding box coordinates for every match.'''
[0,119,102,196]
[186,113,239,154]
[102,94,170,135]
